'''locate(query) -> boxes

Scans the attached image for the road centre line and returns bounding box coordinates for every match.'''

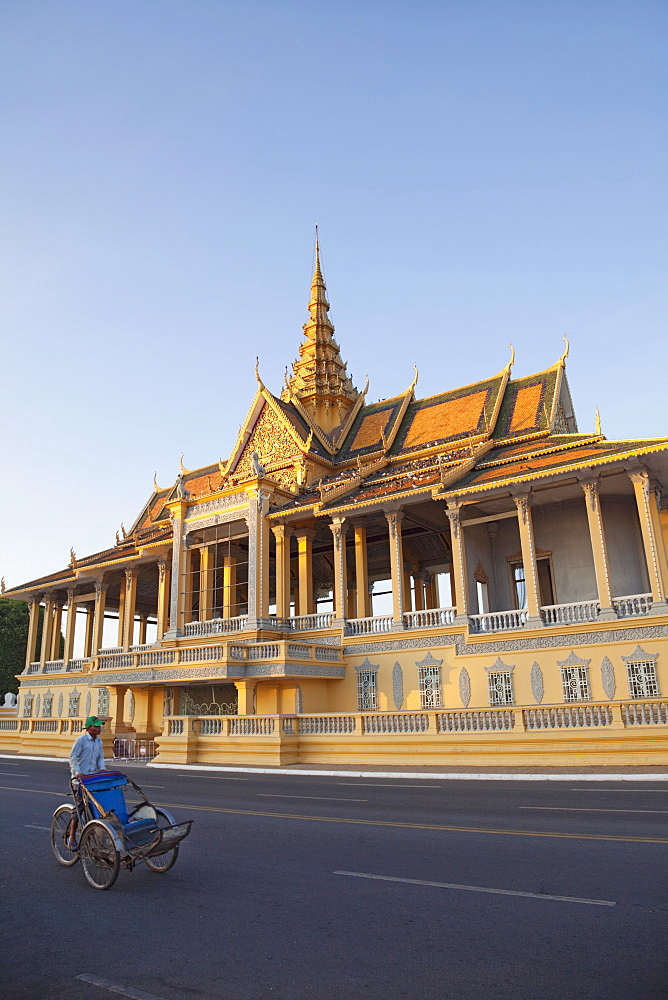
[24,824,50,830]
[334,870,616,906]
[570,788,668,792]
[2,786,667,844]
[0,771,29,776]
[179,774,248,780]
[337,782,442,788]
[257,793,368,802]
[76,973,168,1000]
[521,806,668,814]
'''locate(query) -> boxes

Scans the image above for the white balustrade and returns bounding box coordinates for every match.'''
[363,713,429,734]
[184,616,248,637]
[345,616,394,635]
[523,705,612,729]
[44,660,64,673]
[180,645,226,663]
[138,649,175,666]
[621,700,668,725]
[297,715,356,735]
[0,720,19,730]
[98,653,134,668]
[66,658,86,671]
[99,646,123,654]
[315,646,341,661]
[287,643,312,658]
[288,613,335,631]
[469,610,528,633]
[33,720,58,732]
[168,719,184,735]
[26,663,40,674]
[612,594,653,618]
[438,710,515,732]
[199,718,224,735]
[403,608,455,628]
[229,717,275,736]
[540,601,600,625]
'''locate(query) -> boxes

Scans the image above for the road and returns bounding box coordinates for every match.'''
[1,758,667,1000]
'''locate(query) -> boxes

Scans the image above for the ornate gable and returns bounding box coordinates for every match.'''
[232,401,301,484]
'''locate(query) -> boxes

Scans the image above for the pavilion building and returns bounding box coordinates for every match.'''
[3,242,668,767]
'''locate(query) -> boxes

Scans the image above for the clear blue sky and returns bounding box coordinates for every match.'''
[1,0,666,592]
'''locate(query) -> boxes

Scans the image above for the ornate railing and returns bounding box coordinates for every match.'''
[345,616,394,635]
[438,710,515,732]
[180,645,227,663]
[362,713,430,733]
[613,594,653,618]
[183,616,248,637]
[524,705,613,729]
[66,658,86,671]
[621,700,668,725]
[404,608,455,628]
[295,715,357,734]
[469,610,528,633]
[44,660,64,673]
[138,649,175,666]
[541,601,600,625]
[288,613,335,631]
[97,653,134,669]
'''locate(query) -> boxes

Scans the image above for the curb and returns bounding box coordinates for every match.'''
[2,754,666,781]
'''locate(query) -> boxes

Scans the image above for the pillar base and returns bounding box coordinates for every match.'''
[332,618,347,631]
[391,619,406,631]
[244,618,276,632]
[162,626,183,640]
[647,600,668,616]
[523,616,544,629]
[454,614,469,627]
[597,607,618,622]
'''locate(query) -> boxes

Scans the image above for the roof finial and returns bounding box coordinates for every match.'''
[153,471,161,492]
[0,577,5,594]
[595,406,602,435]
[560,335,570,364]
[506,342,515,372]
[255,357,264,389]
[179,453,190,475]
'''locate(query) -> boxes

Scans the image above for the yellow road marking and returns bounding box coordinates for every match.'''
[3,785,667,844]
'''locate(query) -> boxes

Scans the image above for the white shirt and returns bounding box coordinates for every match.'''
[69,731,106,778]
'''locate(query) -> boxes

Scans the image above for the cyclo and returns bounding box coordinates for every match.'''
[50,770,193,890]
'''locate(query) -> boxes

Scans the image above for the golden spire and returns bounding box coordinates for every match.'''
[282,229,360,434]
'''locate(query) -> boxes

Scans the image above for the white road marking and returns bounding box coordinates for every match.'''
[521,806,668,814]
[570,788,668,792]
[257,793,367,802]
[24,824,50,830]
[0,771,29,776]
[76,973,168,1000]
[334,870,616,906]
[134,784,164,788]
[337,782,441,788]
[179,773,248,780]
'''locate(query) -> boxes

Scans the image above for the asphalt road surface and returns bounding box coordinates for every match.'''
[1,758,667,1000]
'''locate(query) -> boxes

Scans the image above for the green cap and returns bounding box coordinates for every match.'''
[85,716,105,728]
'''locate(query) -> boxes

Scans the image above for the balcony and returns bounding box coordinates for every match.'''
[468,594,656,635]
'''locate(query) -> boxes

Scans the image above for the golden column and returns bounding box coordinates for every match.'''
[234,679,257,716]
[156,560,170,640]
[25,598,40,672]
[385,510,406,628]
[117,583,126,646]
[164,498,189,638]
[294,527,317,616]
[39,598,54,666]
[63,589,76,666]
[92,582,107,656]
[138,614,148,645]
[272,524,294,620]
[648,482,668,591]
[50,602,63,661]
[245,489,271,627]
[513,493,543,627]
[199,546,214,622]
[353,522,370,619]
[329,517,348,622]
[222,554,237,618]
[581,479,616,620]
[446,502,469,623]
[122,569,138,651]
[107,686,130,735]
[628,470,668,608]
[83,602,95,658]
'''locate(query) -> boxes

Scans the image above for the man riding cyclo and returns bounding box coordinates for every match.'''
[66,716,106,849]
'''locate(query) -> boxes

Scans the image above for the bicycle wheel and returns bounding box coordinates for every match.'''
[50,805,80,866]
[79,822,120,890]
[144,807,179,873]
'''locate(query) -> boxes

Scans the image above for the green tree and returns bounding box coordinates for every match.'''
[0,599,58,696]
